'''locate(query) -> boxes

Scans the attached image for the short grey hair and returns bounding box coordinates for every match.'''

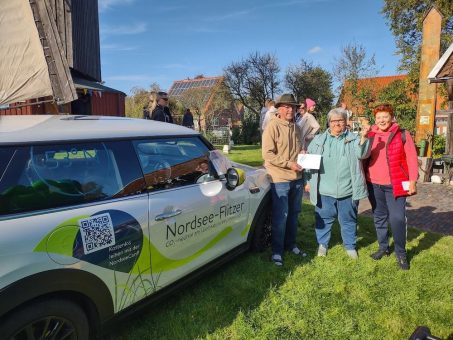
[327,108,348,123]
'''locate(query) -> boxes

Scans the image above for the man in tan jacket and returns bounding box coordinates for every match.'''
[262,93,305,266]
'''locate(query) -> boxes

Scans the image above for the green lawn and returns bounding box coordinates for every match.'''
[218,145,264,167]
[110,145,453,339]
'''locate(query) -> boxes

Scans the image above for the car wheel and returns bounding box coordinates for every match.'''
[251,202,272,252]
[1,298,90,340]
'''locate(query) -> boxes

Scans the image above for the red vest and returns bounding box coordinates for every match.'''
[368,125,409,198]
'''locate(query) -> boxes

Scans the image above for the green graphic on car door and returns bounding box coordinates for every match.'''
[34,209,235,274]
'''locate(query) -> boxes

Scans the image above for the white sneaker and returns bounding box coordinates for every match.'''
[271,254,283,266]
[317,245,327,257]
[346,249,358,259]
[291,247,307,257]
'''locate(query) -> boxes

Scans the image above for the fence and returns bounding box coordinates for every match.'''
[203,126,231,146]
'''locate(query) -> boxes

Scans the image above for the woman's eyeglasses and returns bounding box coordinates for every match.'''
[330,119,345,124]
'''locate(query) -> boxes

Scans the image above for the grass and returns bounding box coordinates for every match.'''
[218,145,263,167]
[109,145,453,339]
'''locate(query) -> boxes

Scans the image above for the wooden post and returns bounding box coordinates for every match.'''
[415,7,442,157]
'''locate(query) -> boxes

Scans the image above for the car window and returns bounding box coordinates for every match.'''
[0,142,135,216]
[0,147,15,181]
[133,137,217,192]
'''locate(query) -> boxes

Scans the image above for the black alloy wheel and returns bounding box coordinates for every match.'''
[1,298,90,340]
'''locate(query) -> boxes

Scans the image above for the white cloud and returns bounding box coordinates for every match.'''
[101,44,138,51]
[99,0,135,11]
[205,10,252,22]
[101,22,147,35]
[308,46,322,54]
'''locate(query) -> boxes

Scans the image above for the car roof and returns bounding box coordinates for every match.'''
[0,115,199,144]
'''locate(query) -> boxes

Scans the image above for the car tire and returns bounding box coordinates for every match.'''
[0,298,90,340]
[250,201,272,252]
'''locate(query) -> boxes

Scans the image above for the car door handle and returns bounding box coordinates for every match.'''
[155,209,182,221]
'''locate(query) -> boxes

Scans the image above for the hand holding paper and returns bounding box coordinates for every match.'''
[297,154,321,170]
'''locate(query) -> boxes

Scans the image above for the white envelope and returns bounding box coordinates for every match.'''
[297,154,321,170]
[402,181,410,191]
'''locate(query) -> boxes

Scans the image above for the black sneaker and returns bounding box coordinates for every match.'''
[396,256,410,270]
[370,248,390,260]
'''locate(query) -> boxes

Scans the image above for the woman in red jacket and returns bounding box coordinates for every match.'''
[364,104,418,270]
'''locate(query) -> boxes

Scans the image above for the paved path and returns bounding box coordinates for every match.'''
[357,183,453,236]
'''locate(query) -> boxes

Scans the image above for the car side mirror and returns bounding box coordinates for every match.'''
[225,168,245,191]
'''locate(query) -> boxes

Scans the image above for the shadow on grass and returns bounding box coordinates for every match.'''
[231,145,260,151]
[299,199,378,253]
[354,205,445,261]
[107,203,446,339]
[107,242,311,339]
[301,201,444,262]
[405,227,444,262]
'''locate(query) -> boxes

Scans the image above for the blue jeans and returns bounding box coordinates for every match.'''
[315,194,358,250]
[270,179,303,256]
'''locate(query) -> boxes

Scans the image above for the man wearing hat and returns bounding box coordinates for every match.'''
[262,93,306,266]
[151,91,174,123]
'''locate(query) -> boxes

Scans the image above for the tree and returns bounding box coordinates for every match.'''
[125,87,150,118]
[206,81,235,128]
[377,79,417,132]
[224,52,280,118]
[285,59,334,114]
[382,1,453,88]
[177,82,231,131]
[333,42,379,115]
[125,82,161,119]
[178,87,210,130]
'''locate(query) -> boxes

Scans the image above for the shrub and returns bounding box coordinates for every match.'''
[241,110,260,144]
[432,134,446,159]
[231,127,242,144]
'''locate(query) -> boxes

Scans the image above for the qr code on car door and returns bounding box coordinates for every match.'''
[78,213,116,254]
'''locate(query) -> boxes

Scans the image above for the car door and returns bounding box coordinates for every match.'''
[133,136,250,290]
[0,141,151,313]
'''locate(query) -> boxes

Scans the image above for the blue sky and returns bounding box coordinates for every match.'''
[98,0,401,96]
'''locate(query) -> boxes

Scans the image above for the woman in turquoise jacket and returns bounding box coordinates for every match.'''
[305,108,371,258]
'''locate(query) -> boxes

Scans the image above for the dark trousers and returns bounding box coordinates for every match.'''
[367,183,407,256]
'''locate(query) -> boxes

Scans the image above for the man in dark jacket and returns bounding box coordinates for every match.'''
[151,91,173,123]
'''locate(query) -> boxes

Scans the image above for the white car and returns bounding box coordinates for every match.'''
[0,115,271,339]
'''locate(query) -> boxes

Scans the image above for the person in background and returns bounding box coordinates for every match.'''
[142,105,150,120]
[261,100,277,132]
[151,91,174,123]
[295,101,306,123]
[259,99,277,134]
[262,93,305,266]
[259,99,271,134]
[340,102,353,126]
[364,103,418,270]
[182,108,194,128]
[296,98,320,150]
[143,92,157,120]
[305,108,371,259]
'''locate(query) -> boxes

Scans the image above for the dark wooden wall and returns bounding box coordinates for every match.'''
[46,0,101,81]
[71,0,101,81]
